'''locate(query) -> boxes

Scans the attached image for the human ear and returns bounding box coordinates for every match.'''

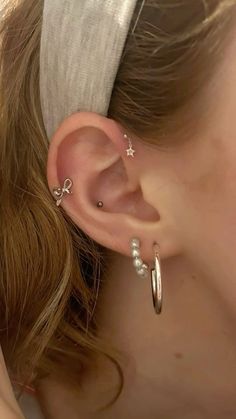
[47,111,181,262]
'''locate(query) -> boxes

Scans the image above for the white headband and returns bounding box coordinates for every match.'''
[39,0,139,141]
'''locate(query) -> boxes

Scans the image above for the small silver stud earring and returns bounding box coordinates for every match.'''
[124,133,136,157]
[97,201,104,208]
[52,178,73,206]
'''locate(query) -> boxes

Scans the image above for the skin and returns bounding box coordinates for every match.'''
[2,17,236,419]
[0,347,24,418]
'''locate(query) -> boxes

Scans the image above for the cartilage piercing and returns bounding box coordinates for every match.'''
[52,178,73,206]
[124,133,136,157]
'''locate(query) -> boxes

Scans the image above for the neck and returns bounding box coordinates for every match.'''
[95,250,236,414]
[36,251,236,418]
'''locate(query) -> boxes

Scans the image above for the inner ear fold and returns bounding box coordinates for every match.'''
[96,171,159,221]
[63,127,160,222]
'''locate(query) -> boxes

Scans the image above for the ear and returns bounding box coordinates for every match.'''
[47,111,181,262]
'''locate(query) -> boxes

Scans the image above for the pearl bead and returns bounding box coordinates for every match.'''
[137,265,148,278]
[131,248,140,258]
[131,238,140,248]
[133,257,143,268]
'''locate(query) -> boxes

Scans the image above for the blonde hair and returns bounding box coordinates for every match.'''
[0,0,235,409]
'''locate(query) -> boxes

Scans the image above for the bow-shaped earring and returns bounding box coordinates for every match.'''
[52,178,73,206]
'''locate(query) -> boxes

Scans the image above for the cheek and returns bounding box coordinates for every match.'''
[179,145,236,314]
[175,132,236,243]
[185,151,236,242]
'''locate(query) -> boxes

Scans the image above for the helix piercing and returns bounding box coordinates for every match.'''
[124,133,136,157]
[52,178,73,206]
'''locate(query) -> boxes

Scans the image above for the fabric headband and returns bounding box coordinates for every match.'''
[39,0,140,141]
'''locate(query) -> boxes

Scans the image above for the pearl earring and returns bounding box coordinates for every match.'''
[130,237,163,314]
[130,237,148,278]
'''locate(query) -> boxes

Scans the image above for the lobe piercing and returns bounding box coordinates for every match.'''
[124,133,136,157]
[130,237,148,278]
[130,237,163,314]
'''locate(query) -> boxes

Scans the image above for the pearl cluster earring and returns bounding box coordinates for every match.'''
[130,237,148,278]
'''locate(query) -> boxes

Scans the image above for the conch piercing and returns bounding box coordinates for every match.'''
[130,237,163,314]
[124,133,135,157]
[52,178,73,206]
[97,201,104,208]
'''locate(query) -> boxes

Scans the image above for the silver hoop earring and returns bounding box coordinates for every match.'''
[52,178,73,206]
[151,242,162,314]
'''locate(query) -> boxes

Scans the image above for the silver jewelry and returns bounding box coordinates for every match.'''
[97,201,104,208]
[52,178,73,206]
[124,134,136,157]
[130,237,163,314]
[151,242,162,314]
[130,238,148,278]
